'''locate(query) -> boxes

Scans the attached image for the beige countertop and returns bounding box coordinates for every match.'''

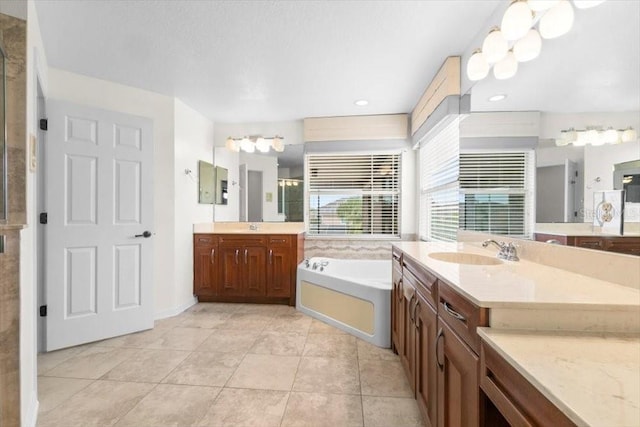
[478,328,640,427]
[393,241,640,311]
[194,222,305,235]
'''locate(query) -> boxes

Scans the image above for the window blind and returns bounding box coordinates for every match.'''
[459,151,535,238]
[306,153,401,237]
[418,117,460,242]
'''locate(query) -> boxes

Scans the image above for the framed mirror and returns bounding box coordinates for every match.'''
[215,166,228,205]
[198,160,214,204]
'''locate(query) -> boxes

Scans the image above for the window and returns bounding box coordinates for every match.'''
[306,153,401,237]
[459,151,535,238]
[418,118,460,242]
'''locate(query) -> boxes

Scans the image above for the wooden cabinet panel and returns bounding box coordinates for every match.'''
[267,246,291,298]
[404,255,437,308]
[219,246,244,297]
[480,341,576,427]
[415,292,438,427]
[243,246,267,297]
[437,320,479,427]
[391,260,403,353]
[400,279,417,392]
[194,244,217,297]
[535,233,640,256]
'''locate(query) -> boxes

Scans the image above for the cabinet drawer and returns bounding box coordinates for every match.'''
[194,234,216,247]
[573,236,603,249]
[268,235,292,247]
[403,256,437,309]
[438,281,488,354]
[218,235,267,246]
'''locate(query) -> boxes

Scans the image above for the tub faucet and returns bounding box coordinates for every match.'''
[319,261,329,272]
[482,239,519,261]
[303,259,310,268]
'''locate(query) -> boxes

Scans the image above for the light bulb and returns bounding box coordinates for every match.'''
[622,127,637,142]
[539,0,575,39]
[240,137,254,153]
[573,132,587,146]
[602,128,619,144]
[555,138,570,146]
[225,137,239,152]
[482,28,509,63]
[272,137,285,152]
[513,29,542,62]
[527,0,559,11]
[573,0,605,9]
[256,137,270,152]
[493,50,518,80]
[584,129,599,145]
[502,1,534,41]
[466,50,490,81]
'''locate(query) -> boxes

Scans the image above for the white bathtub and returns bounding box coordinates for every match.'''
[296,257,391,348]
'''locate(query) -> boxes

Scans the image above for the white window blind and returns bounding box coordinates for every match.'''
[418,117,460,242]
[459,151,535,238]
[306,153,401,237]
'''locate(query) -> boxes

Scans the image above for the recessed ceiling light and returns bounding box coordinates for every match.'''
[354,99,369,106]
[488,94,507,102]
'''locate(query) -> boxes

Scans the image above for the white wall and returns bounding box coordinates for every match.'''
[173,99,214,310]
[213,147,240,221]
[21,1,48,425]
[46,68,178,315]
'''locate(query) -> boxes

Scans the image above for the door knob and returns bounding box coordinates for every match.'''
[134,231,152,238]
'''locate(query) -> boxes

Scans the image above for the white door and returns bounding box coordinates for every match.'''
[45,100,154,351]
[564,159,578,222]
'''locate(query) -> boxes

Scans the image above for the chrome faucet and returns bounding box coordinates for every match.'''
[303,259,310,268]
[249,223,258,231]
[482,239,519,261]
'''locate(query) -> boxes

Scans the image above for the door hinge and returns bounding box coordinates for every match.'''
[39,212,48,224]
[39,305,47,317]
[39,118,48,131]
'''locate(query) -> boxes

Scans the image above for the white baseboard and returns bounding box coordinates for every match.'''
[24,394,39,427]
[154,296,198,320]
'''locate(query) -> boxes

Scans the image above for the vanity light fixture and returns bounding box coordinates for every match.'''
[555,126,637,146]
[226,135,285,153]
[466,0,605,82]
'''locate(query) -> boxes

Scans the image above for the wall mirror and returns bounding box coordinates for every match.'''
[460,1,639,239]
[215,166,228,205]
[0,41,6,223]
[198,160,214,204]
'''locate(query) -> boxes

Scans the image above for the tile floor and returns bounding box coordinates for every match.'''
[37,303,423,427]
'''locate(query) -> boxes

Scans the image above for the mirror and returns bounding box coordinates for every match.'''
[215,166,228,205]
[0,41,6,223]
[198,160,214,204]
[461,1,639,236]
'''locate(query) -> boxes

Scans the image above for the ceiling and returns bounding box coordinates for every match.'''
[35,1,639,123]
[35,0,501,123]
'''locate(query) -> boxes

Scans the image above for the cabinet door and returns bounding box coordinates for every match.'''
[267,247,291,298]
[415,293,437,427]
[437,320,479,427]
[400,281,416,393]
[219,246,243,297]
[243,246,267,297]
[391,265,403,352]
[194,244,217,296]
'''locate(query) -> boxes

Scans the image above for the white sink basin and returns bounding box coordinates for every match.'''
[428,252,502,266]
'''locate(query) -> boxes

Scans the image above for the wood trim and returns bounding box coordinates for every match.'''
[411,56,460,135]
[303,114,409,142]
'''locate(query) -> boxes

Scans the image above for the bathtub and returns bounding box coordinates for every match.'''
[296,257,391,348]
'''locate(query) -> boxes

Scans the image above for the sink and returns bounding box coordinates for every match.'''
[428,252,502,266]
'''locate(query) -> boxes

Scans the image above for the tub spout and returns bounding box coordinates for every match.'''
[303,258,310,268]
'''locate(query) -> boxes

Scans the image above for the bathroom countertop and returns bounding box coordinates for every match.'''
[478,328,640,427]
[393,241,640,312]
[194,222,305,235]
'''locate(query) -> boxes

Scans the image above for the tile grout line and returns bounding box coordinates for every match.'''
[279,316,311,427]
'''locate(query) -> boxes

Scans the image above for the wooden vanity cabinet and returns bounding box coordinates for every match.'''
[480,340,577,427]
[193,233,302,305]
[534,233,640,256]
